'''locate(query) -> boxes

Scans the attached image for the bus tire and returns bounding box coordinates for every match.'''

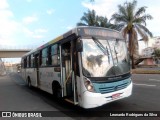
[27,77,32,88]
[52,82,62,99]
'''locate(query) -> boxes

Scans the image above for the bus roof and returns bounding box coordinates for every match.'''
[22,26,123,58]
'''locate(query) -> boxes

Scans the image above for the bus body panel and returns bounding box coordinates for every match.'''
[21,68,26,82]
[25,68,37,87]
[38,67,61,94]
[75,75,83,106]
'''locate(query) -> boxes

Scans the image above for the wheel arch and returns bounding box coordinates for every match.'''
[52,80,62,98]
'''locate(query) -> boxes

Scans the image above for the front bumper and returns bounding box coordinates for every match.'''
[82,81,133,109]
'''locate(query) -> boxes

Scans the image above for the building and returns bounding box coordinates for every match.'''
[142,47,154,57]
[152,36,160,49]
[4,62,20,73]
[141,47,154,65]
[139,37,160,66]
[0,58,6,75]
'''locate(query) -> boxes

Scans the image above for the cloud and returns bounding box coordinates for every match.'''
[81,0,126,18]
[146,6,160,36]
[23,28,48,39]
[0,37,15,46]
[23,28,34,37]
[0,0,9,9]
[0,10,13,18]
[0,0,19,46]
[22,15,38,24]
[66,26,74,30]
[81,0,157,37]
[33,35,44,39]
[46,9,55,15]
[35,28,48,33]
[1,9,47,45]
[0,10,15,41]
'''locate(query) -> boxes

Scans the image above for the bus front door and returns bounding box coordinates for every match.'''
[61,41,78,104]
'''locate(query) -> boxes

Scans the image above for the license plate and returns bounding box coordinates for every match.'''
[112,93,121,99]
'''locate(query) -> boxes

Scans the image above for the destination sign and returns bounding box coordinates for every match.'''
[79,28,123,39]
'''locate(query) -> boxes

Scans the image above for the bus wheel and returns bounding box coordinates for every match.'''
[52,82,62,99]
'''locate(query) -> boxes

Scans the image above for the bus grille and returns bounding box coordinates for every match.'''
[99,82,130,94]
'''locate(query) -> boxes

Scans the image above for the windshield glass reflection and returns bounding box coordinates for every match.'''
[82,38,130,77]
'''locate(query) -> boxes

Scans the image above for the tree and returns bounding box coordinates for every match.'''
[77,10,115,28]
[110,0,153,68]
[154,49,160,57]
[77,10,99,26]
[97,16,115,28]
[153,49,160,64]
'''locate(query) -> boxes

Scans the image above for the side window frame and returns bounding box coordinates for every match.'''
[41,48,48,66]
[30,54,34,67]
[50,44,60,66]
[27,56,31,68]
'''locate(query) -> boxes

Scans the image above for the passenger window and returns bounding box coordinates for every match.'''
[51,44,58,55]
[41,48,48,66]
[31,54,34,67]
[50,44,60,66]
[27,56,31,68]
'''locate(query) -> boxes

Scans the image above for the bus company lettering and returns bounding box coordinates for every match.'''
[28,113,42,117]
[12,112,42,117]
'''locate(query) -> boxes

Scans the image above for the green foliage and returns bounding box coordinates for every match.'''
[153,49,160,57]
[77,10,115,29]
[111,0,153,41]
[77,10,98,26]
[110,0,153,68]
[77,0,153,69]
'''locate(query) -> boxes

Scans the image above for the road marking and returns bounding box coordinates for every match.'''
[149,79,160,82]
[133,83,156,87]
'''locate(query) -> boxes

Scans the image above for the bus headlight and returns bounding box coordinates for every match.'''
[84,78,94,92]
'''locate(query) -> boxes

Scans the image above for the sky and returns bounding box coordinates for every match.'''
[1,0,160,62]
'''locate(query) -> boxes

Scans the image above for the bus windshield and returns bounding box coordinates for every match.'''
[82,38,130,77]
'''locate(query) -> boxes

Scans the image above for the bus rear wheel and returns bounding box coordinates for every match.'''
[52,82,62,99]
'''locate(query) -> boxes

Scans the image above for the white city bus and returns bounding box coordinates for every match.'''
[21,26,132,109]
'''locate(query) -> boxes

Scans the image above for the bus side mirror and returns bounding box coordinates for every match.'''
[76,39,83,52]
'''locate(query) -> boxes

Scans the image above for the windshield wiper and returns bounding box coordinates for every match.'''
[114,47,118,63]
[92,36,110,63]
[114,39,119,63]
[114,39,118,63]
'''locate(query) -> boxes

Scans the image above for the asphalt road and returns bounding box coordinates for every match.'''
[0,73,160,120]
